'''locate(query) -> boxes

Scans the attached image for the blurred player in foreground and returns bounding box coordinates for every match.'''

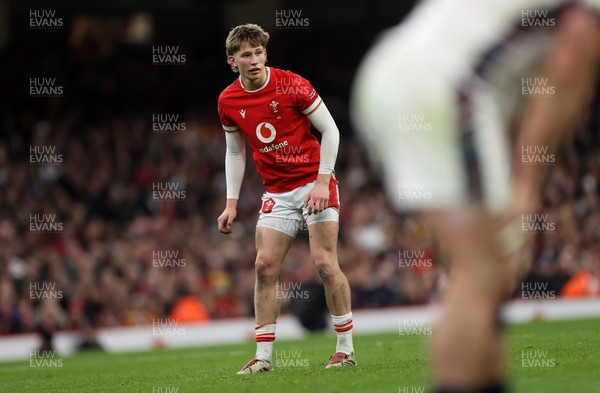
[217,24,356,373]
[352,0,600,392]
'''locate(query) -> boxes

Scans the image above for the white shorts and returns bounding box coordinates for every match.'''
[256,177,340,237]
[351,29,513,214]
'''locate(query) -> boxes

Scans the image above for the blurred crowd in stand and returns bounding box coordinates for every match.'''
[0,19,599,336]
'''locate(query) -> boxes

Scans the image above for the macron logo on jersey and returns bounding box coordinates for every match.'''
[240,109,246,119]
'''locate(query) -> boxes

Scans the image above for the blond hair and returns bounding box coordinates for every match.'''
[225,23,270,73]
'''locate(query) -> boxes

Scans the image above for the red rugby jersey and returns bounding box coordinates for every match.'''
[218,67,322,193]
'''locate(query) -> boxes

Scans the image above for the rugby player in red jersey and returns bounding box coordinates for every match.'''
[217,24,356,374]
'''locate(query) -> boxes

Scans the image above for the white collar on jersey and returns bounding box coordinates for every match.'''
[239,66,271,93]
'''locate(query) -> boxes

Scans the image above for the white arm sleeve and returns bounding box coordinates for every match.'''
[307,103,340,175]
[224,131,246,200]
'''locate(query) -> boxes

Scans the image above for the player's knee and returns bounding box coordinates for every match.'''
[255,255,279,281]
[312,256,338,282]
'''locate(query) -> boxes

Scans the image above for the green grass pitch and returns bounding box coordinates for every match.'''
[1,318,599,393]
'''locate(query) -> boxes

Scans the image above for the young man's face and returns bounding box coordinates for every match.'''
[228,42,267,87]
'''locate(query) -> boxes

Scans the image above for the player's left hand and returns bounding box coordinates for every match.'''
[304,178,330,215]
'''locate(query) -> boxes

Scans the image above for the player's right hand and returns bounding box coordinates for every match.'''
[217,207,237,234]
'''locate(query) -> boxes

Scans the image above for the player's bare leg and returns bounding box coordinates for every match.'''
[308,220,356,368]
[425,209,507,390]
[308,221,351,315]
[254,227,294,324]
[426,8,600,388]
[237,227,294,374]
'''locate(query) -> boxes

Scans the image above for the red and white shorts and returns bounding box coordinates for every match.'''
[257,176,340,237]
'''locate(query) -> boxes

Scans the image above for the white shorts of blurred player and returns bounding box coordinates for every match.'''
[351,29,516,215]
[256,177,340,238]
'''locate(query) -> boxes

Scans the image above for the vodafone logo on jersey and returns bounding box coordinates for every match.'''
[256,122,277,143]
[256,122,289,154]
